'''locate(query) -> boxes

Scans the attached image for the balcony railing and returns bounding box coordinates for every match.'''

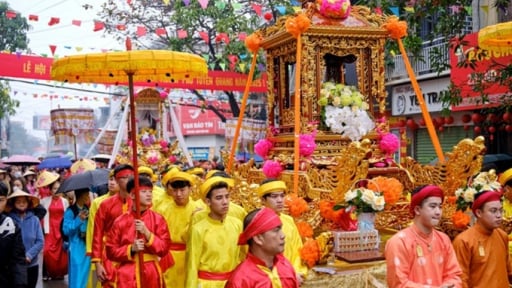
[385,39,450,82]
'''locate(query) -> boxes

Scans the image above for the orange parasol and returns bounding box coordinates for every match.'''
[51,48,207,286]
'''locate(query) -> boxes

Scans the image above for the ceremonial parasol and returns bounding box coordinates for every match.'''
[478,21,512,53]
[51,46,207,283]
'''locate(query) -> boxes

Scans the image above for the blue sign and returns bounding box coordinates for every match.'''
[190,147,210,160]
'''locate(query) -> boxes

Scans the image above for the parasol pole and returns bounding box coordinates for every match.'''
[127,71,144,286]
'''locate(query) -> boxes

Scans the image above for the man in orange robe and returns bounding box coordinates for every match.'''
[106,176,170,288]
[385,185,462,288]
[225,207,298,288]
[91,164,134,287]
[453,189,512,287]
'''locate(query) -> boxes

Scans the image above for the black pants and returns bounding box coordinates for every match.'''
[27,265,38,288]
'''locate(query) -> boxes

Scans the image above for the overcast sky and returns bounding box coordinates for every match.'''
[4,0,124,143]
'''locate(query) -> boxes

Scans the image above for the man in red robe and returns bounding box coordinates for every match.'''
[225,207,298,288]
[106,176,171,288]
[91,164,134,287]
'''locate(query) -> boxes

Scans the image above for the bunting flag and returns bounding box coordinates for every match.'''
[215,33,230,44]
[215,1,226,10]
[5,10,16,19]
[199,31,209,43]
[163,0,170,5]
[232,3,242,11]
[198,0,209,9]
[48,17,60,26]
[72,20,82,26]
[116,24,127,31]
[177,29,188,38]
[481,5,488,13]
[94,21,105,32]
[183,0,190,6]
[390,7,399,16]
[155,28,166,36]
[251,3,262,16]
[49,45,57,56]
[404,6,414,12]
[29,14,39,21]
[276,5,286,15]
[136,26,147,37]
[238,32,247,41]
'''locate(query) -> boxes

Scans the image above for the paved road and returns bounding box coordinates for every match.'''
[39,278,68,288]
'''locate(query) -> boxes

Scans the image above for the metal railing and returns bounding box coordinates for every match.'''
[385,39,450,82]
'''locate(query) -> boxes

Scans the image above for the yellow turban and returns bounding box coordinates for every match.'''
[257,180,287,198]
[187,167,205,176]
[199,176,234,199]
[205,169,220,180]
[162,171,195,187]
[138,166,153,177]
[500,168,512,186]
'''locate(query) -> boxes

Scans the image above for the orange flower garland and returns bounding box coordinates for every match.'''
[245,32,262,54]
[285,13,311,38]
[296,221,314,238]
[382,17,407,40]
[452,210,471,229]
[299,239,321,268]
[367,176,404,206]
[285,194,309,217]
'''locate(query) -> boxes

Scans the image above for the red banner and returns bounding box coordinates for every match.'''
[168,104,233,136]
[0,53,267,92]
[450,33,512,110]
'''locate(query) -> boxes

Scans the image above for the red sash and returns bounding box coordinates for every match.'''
[198,270,232,281]
[169,242,186,251]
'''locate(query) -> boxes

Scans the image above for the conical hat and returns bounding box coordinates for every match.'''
[7,189,40,208]
[23,170,36,177]
[36,171,60,188]
[70,159,97,174]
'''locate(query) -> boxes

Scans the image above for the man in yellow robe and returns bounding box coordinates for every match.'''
[185,176,244,288]
[192,171,247,223]
[257,179,308,284]
[385,185,462,287]
[85,170,119,288]
[453,189,512,287]
[152,170,203,288]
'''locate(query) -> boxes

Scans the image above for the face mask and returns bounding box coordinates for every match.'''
[14,171,22,178]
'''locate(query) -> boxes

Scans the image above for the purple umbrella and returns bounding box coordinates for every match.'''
[3,155,41,166]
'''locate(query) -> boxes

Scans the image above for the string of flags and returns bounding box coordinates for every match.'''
[11,89,111,104]
[3,1,475,56]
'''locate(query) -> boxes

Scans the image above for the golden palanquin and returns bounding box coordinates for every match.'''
[224,4,489,233]
[260,4,388,137]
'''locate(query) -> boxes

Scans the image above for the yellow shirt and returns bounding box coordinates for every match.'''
[85,193,112,288]
[152,194,203,288]
[280,213,308,275]
[150,185,166,208]
[192,201,247,224]
[185,215,244,288]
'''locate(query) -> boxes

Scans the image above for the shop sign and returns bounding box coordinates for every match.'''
[449,32,511,110]
[391,78,450,116]
[189,147,210,160]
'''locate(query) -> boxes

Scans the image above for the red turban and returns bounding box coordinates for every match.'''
[238,207,282,245]
[471,190,502,215]
[410,185,444,216]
